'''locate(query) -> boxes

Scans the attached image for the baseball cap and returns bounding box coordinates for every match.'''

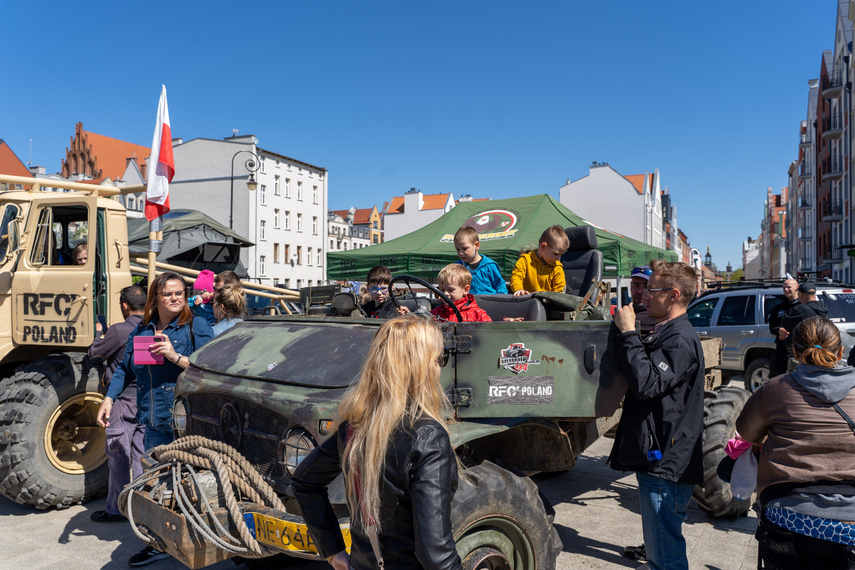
[798,282,816,294]
[631,266,652,281]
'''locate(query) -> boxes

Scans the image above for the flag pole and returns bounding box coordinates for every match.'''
[144,84,174,288]
[148,217,161,285]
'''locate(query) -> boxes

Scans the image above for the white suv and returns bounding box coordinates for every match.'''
[686,284,855,391]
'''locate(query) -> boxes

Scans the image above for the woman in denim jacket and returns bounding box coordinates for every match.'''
[96,272,215,565]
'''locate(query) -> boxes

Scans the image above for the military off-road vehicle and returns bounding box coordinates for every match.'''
[124,274,741,570]
[0,174,295,510]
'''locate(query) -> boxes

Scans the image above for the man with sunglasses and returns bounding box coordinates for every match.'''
[629,265,657,337]
[609,260,706,570]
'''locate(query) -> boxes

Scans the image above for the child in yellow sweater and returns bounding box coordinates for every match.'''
[511,225,570,296]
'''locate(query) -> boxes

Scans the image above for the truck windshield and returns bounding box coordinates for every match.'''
[820,291,855,323]
[0,204,20,259]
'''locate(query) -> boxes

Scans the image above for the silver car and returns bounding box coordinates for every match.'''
[686,284,855,391]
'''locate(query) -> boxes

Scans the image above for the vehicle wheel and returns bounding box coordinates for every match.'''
[692,385,752,519]
[451,461,562,570]
[0,353,108,509]
[744,357,770,392]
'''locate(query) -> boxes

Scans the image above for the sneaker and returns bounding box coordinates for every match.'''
[90,509,128,523]
[128,545,169,566]
[622,544,646,562]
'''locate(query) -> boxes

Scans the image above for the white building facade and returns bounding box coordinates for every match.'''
[383,189,455,242]
[559,163,665,250]
[168,135,327,288]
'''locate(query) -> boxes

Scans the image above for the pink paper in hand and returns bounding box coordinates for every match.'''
[133,336,164,365]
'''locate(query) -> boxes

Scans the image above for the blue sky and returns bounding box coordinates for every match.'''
[0,1,838,270]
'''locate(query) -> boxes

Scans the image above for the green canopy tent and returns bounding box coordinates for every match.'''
[327,194,676,281]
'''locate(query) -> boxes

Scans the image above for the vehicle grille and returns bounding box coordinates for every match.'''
[185,393,289,482]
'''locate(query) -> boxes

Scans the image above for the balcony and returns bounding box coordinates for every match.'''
[799,197,812,210]
[823,68,845,99]
[822,157,844,181]
[822,113,845,140]
[799,131,812,148]
[825,250,846,264]
[822,201,844,222]
[799,161,813,179]
[799,234,813,242]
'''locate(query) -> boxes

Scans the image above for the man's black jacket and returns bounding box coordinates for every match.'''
[607,313,705,484]
[779,300,829,346]
[291,418,462,570]
[769,298,799,337]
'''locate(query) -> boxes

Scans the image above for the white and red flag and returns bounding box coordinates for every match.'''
[145,85,175,221]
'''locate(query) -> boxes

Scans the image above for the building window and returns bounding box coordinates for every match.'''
[297,213,303,232]
[259,220,266,241]
[274,176,280,195]
[297,279,302,289]
[274,209,280,228]
[312,216,318,235]
[284,244,290,264]
[284,279,290,288]
[344,243,348,251]
[297,181,303,201]
[285,178,291,198]
[296,245,302,265]
[308,247,313,266]
[373,235,378,244]
[313,185,318,204]
[317,249,322,266]
[330,239,334,249]
[273,243,280,263]
[259,155,266,173]
[259,255,266,276]
[284,211,291,230]
[274,277,279,286]
[259,184,267,205]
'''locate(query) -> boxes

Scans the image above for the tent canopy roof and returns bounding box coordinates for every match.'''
[327,194,676,281]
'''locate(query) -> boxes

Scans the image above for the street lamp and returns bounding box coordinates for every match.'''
[230,150,261,230]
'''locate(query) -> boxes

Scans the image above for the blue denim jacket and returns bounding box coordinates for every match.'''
[106,315,215,428]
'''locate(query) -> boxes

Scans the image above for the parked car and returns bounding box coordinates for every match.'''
[686,282,855,391]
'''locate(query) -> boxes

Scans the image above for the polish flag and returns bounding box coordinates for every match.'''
[145,85,175,221]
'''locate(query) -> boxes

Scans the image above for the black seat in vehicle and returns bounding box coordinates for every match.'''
[561,225,603,296]
[473,294,547,322]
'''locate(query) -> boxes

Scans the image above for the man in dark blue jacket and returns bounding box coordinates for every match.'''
[609,259,705,570]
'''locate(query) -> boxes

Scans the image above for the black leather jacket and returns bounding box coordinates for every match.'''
[291,417,463,570]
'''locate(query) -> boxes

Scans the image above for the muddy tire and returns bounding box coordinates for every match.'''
[692,385,752,518]
[744,357,771,392]
[451,461,562,570]
[0,353,108,509]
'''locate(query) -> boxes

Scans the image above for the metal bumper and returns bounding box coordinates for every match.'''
[128,491,327,569]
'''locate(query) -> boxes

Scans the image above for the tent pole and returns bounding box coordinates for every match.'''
[148,216,162,286]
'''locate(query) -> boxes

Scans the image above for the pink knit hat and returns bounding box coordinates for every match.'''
[193,270,215,292]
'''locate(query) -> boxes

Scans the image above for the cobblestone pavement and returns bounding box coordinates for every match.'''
[0,435,758,570]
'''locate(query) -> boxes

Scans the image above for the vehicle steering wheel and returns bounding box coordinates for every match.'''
[389,275,463,323]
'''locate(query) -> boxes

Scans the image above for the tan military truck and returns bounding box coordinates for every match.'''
[0,174,295,509]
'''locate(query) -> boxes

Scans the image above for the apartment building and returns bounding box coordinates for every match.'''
[169,135,327,288]
[559,162,666,250]
[784,1,853,283]
[382,189,455,241]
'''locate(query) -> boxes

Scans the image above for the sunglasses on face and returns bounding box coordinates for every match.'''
[369,286,388,293]
[159,291,185,299]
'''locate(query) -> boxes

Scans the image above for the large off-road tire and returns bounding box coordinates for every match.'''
[0,353,108,509]
[692,385,752,519]
[744,357,771,392]
[451,461,562,570]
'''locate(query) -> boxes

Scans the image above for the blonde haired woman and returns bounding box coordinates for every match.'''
[292,316,462,570]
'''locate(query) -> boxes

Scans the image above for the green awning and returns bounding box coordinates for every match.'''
[328,194,676,280]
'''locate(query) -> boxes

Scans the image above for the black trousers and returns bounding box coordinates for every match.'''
[757,515,855,569]
[769,341,789,378]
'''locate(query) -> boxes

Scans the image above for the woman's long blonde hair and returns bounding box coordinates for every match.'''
[336,316,448,530]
